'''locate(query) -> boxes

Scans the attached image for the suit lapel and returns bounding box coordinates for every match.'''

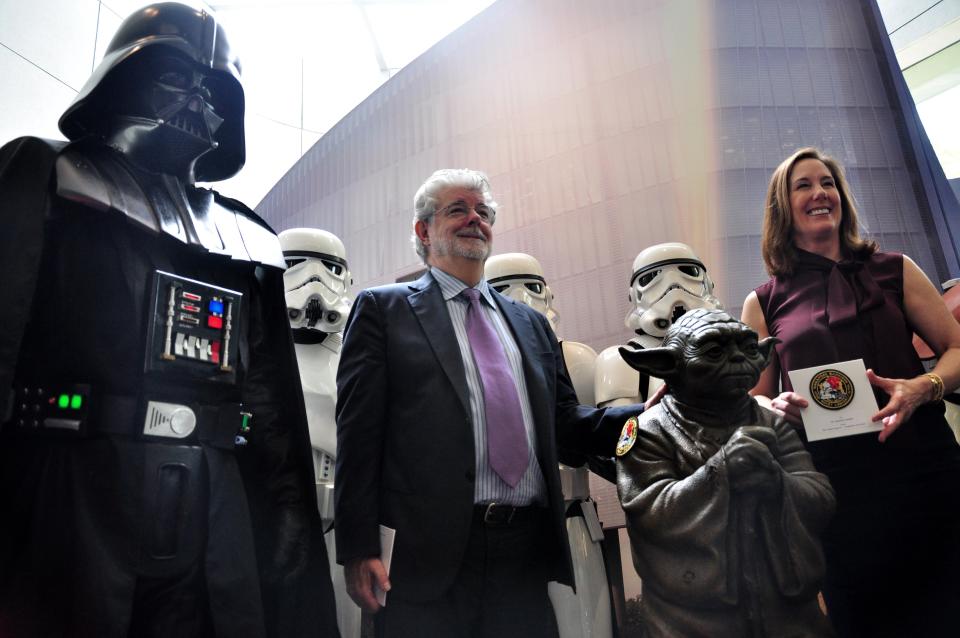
[408,272,471,414]
[492,291,538,358]
[492,291,554,454]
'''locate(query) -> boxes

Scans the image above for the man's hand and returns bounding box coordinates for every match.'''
[345,557,391,613]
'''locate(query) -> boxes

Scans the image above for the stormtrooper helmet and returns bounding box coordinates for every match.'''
[279,228,352,334]
[625,242,722,349]
[485,253,559,331]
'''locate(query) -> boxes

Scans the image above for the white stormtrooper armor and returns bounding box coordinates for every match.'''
[596,242,722,406]
[624,242,721,350]
[485,253,612,638]
[279,227,360,638]
[486,253,560,329]
[282,229,353,336]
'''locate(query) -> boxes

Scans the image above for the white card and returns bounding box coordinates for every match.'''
[375,524,396,607]
[786,358,881,441]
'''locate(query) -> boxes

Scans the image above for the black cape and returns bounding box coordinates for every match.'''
[0,136,338,638]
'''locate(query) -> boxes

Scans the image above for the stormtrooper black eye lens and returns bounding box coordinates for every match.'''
[679,265,701,276]
[638,270,660,287]
[493,285,509,293]
[322,260,343,275]
[285,258,305,268]
[525,283,543,293]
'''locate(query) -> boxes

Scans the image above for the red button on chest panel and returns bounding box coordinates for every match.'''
[207,315,223,329]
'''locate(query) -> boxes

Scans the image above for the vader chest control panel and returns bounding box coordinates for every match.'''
[146,270,243,384]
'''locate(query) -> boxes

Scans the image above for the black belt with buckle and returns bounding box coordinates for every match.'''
[3,384,245,451]
[473,503,543,526]
[95,394,245,450]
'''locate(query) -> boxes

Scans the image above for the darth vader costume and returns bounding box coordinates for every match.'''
[0,4,337,637]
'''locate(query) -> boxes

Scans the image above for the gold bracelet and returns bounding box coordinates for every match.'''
[923,372,945,403]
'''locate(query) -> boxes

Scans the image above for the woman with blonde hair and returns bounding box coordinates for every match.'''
[741,147,960,637]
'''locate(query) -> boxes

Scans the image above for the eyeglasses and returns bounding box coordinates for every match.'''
[436,200,495,224]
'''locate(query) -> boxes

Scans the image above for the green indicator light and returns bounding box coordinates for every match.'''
[58,394,69,409]
[70,394,83,410]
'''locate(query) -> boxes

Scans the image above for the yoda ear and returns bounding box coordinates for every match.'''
[758,336,781,370]
[618,345,680,379]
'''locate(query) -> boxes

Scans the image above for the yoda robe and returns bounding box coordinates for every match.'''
[617,395,835,638]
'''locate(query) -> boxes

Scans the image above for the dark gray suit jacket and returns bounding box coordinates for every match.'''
[334,271,640,602]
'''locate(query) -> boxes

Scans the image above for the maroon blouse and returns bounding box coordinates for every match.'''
[755,250,954,474]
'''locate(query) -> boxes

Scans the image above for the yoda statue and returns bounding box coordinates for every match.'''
[614,308,835,637]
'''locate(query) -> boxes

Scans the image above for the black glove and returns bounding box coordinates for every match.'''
[267,504,310,585]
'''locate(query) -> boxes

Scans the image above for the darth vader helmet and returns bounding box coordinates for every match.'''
[625,242,722,349]
[485,253,559,332]
[279,228,353,334]
[59,2,244,182]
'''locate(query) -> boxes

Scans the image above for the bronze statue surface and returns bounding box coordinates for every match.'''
[615,308,835,637]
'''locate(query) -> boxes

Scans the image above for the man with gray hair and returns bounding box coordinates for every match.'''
[334,169,645,637]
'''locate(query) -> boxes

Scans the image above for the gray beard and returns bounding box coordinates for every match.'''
[432,234,490,261]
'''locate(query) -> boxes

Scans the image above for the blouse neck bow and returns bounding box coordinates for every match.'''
[795,248,884,327]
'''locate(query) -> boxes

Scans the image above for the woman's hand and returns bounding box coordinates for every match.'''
[765,391,808,427]
[867,369,934,442]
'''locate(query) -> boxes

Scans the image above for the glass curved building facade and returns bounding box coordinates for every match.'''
[259,0,958,355]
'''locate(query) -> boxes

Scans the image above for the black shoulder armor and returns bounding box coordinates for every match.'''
[54,143,284,269]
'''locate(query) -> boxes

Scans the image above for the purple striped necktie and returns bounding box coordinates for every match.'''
[461,288,529,487]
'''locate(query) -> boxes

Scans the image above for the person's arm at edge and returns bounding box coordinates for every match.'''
[867,255,960,441]
[742,291,808,426]
[544,312,644,455]
[334,289,391,612]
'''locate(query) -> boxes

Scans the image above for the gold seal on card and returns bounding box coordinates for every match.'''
[809,369,855,410]
[616,416,639,457]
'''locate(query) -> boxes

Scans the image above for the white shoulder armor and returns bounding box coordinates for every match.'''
[595,345,642,406]
[561,341,598,407]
